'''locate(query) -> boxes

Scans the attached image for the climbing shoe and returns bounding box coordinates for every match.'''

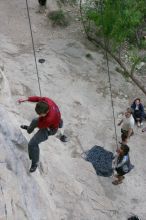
[112,180,123,185]
[29,164,38,173]
[60,135,68,142]
[20,125,28,130]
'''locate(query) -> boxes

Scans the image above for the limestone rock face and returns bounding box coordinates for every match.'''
[0,0,146,220]
[0,70,53,219]
[47,0,59,13]
[0,67,115,220]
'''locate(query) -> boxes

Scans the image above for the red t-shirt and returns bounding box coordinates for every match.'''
[28,96,61,129]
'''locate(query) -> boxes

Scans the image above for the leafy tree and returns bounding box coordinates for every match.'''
[80,0,146,94]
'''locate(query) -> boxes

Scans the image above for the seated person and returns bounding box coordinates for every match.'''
[131,98,145,127]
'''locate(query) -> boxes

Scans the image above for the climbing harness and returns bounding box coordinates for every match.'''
[25,0,42,96]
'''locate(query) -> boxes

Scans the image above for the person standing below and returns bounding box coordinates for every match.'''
[112,144,132,185]
[131,98,145,127]
[18,96,63,172]
[118,108,135,141]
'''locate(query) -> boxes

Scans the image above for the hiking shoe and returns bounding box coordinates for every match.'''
[29,164,38,173]
[20,125,28,130]
[142,127,146,132]
[112,180,123,185]
[114,175,125,180]
[60,135,68,142]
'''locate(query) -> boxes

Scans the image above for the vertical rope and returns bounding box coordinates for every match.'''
[101,0,119,149]
[25,0,42,96]
[105,45,119,149]
[79,0,119,149]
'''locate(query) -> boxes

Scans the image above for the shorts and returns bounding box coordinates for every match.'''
[121,129,134,137]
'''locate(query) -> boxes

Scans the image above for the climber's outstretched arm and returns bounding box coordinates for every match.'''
[18,98,28,104]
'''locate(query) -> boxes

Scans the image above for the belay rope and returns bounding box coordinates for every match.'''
[104,43,119,149]
[101,2,119,150]
[25,0,42,96]
[79,0,119,150]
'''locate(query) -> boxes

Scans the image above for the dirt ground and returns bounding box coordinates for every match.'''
[0,0,146,220]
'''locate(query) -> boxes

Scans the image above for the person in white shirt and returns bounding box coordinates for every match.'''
[118,108,135,140]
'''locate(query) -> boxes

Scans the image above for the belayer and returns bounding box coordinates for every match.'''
[18,96,65,172]
[112,144,133,185]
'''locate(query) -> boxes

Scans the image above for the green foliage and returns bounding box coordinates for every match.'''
[143,56,146,62]
[128,47,141,65]
[48,10,69,27]
[139,39,146,49]
[83,0,146,44]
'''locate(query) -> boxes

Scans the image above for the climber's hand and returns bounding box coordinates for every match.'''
[17,98,27,104]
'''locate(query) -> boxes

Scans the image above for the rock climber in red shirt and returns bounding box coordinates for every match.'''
[18,96,65,172]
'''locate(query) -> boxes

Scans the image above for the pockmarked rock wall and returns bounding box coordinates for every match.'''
[0,0,146,219]
[0,68,117,220]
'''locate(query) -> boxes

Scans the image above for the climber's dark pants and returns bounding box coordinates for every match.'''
[27,118,57,166]
[38,0,47,6]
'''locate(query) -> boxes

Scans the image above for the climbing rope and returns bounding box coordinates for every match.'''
[104,44,119,149]
[25,0,42,96]
[100,0,119,149]
[79,0,119,149]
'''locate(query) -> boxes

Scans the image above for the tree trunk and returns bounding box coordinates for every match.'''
[87,35,146,95]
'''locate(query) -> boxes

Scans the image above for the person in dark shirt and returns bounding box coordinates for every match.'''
[112,144,132,185]
[131,98,145,127]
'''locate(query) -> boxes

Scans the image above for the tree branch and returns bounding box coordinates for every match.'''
[87,35,146,95]
[79,0,146,95]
